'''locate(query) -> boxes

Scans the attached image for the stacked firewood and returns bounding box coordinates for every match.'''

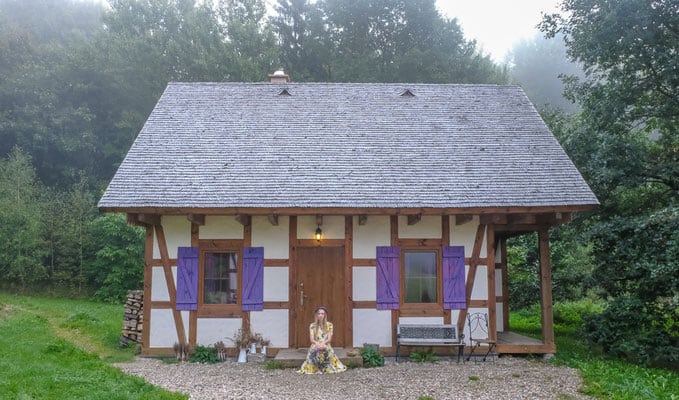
[120,290,144,347]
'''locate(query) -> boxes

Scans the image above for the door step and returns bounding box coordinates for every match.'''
[273,347,363,368]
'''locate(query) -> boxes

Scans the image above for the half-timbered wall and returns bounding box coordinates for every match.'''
[143,213,504,355]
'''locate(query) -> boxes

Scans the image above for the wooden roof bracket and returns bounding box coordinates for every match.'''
[187,213,205,226]
[455,214,474,225]
[235,215,251,226]
[127,213,160,227]
[267,214,279,226]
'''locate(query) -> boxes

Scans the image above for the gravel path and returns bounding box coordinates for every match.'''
[115,356,592,400]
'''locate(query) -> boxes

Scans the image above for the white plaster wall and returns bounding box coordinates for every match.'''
[353,216,390,258]
[450,217,487,257]
[251,310,289,348]
[398,317,445,325]
[352,267,376,301]
[151,266,177,301]
[298,215,345,239]
[199,216,244,239]
[196,318,242,347]
[154,216,191,259]
[149,309,179,348]
[252,216,289,258]
[470,265,488,300]
[264,267,288,301]
[398,216,441,239]
[495,268,503,297]
[496,304,504,332]
[353,309,392,347]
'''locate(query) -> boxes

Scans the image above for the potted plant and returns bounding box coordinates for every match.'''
[259,338,271,356]
[214,341,227,362]
[231,328,251,363]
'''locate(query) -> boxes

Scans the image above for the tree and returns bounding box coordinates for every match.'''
[0,0,106,187]
[541,0,679,194]
[541,0,679,367]
[271,0,333,81]
[218,0,278,81]
[509,34,584,113]
[0,147,48,291]
[272,0,508,83]
[84,213,145,303]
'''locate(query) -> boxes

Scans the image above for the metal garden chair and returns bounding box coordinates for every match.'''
[466,312,497,362]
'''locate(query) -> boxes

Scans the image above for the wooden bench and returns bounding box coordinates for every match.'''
[396,324,465,363]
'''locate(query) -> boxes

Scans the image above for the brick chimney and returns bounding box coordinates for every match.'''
[268,70,290,83]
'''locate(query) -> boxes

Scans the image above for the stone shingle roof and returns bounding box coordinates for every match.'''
[98,82,598,211]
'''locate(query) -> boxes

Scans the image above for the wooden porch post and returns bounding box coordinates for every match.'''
[538,227,555,348]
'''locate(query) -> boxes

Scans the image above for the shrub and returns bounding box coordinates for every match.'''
[189,345,220,364]
[409,348,437,362]
[585,297,679,369]
[359,347,384,368]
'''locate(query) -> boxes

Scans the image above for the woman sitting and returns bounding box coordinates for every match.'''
[297,306,347,374]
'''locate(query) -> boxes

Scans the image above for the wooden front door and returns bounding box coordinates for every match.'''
[294,246,345,348]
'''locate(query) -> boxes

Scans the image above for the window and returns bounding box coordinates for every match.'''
[203,252,238,304]
[403,251,438,303]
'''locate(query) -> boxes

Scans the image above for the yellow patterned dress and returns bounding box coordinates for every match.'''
[297,322,347,374]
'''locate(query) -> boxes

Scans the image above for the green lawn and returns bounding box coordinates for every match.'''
[510,302,679,400]
[1,293,677,399]
[0,293,186,400]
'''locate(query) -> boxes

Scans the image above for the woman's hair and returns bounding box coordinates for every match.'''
[313,307,328,333]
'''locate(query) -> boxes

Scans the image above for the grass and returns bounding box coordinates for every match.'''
[510,300,679,400]
[0,292,186,399]
[1,293,677,399]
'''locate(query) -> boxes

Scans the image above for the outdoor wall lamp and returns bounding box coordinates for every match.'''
[314,226,322,241]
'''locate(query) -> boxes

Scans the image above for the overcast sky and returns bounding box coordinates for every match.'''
[436,0,561,62]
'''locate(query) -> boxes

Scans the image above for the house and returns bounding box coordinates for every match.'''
[98,72,598,357]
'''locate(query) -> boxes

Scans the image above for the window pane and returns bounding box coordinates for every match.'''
[404,252,437,303]
[204,252,238,304]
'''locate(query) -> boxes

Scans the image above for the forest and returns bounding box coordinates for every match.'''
[0,0,676,369]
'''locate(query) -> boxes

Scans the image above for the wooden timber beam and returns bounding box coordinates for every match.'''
[235,215,251,226]
[407,214,421,225]
[507,214,537,225]
[187,213,205,225]
[267,214,279,226]
[480,214,508,225]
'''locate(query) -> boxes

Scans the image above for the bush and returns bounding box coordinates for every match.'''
[585,297,679,369]
[553,299,603,327]
[189,345,220,364]
[360,347,384,368]
[409,348,437,363]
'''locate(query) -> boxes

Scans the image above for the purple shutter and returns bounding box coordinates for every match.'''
[442,246,466,310]
[242,247,264,311]
[176,247,199,311]
[376,246,400,310]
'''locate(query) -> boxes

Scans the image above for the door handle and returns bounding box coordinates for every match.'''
[300,290,304,306]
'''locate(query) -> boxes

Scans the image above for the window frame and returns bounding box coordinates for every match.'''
[399,247,442,313]
[197,240,243,315]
